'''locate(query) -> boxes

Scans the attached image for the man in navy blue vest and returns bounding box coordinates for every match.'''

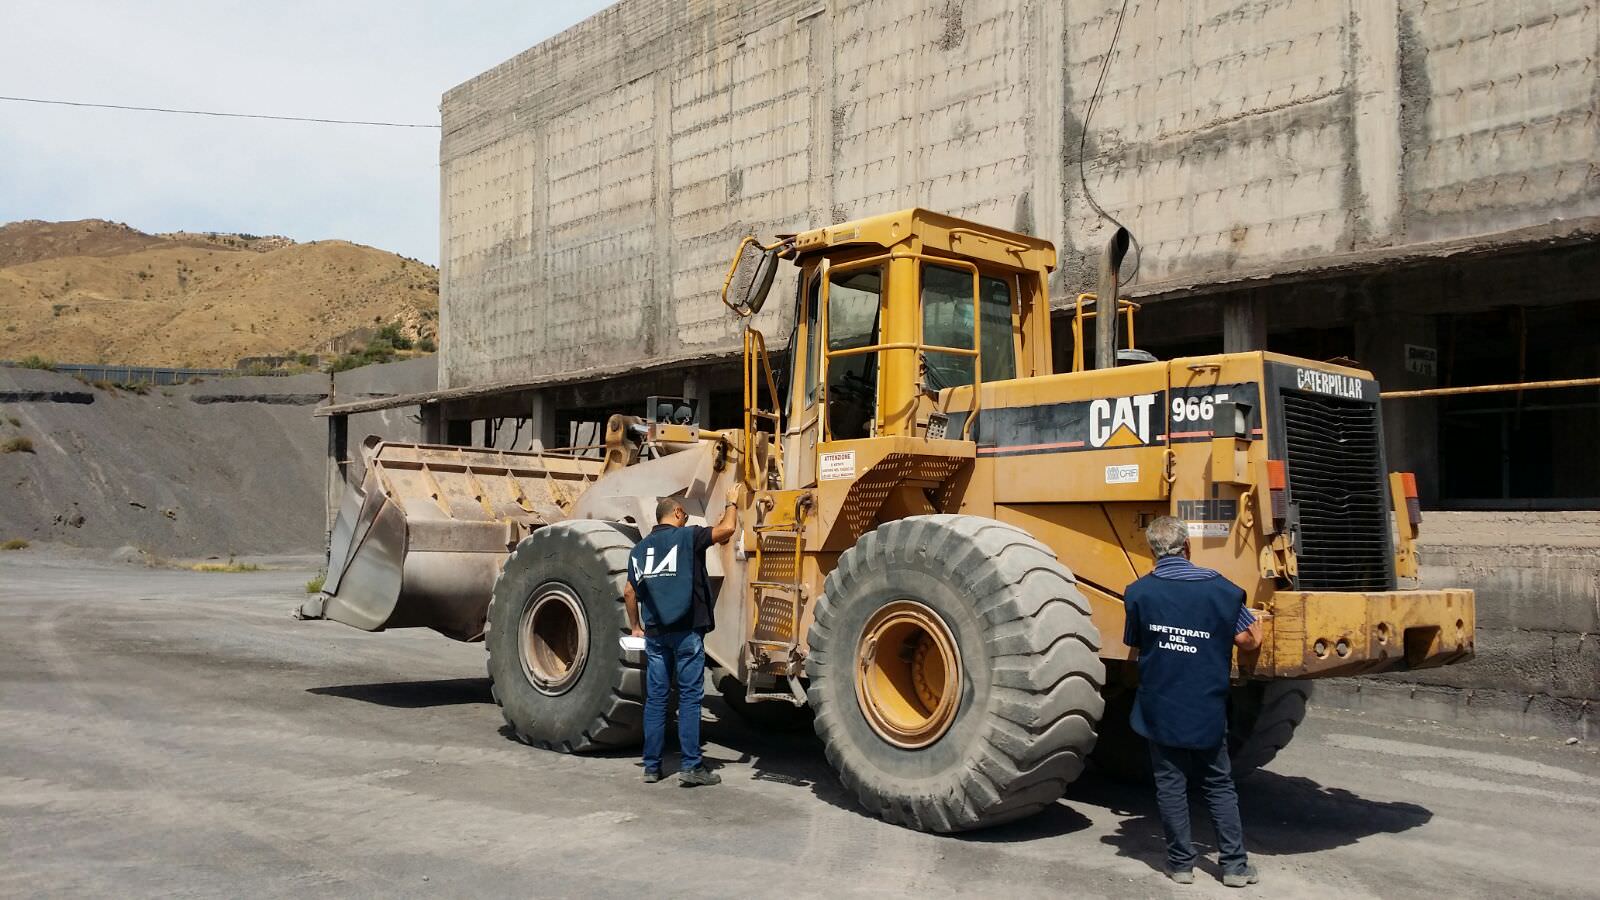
[624,486,739,786]
[1123,515,1265,887]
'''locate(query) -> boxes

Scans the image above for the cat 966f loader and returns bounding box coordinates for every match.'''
[309,209,1474,832]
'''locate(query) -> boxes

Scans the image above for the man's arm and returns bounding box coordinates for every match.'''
[709,484,740,545]
[1121,593,1141,661]
[1233,603,1263,651]
[624,582,644,638]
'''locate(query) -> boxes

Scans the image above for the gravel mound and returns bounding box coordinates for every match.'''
[0,361,429,556]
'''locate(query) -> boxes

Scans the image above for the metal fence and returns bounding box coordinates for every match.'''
[0,361,236,386]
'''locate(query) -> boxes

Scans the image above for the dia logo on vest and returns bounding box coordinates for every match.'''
[633,545,679,580]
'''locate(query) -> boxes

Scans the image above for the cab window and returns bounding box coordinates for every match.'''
[823,266,882,439]
[921,265,1016,388]
[801,274,820,406]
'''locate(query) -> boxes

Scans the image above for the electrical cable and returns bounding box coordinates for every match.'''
[0,94,439,128]
[1076,0,1142,286]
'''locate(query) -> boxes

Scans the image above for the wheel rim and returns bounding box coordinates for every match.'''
[854,600,962,749]
[519,583,589,696]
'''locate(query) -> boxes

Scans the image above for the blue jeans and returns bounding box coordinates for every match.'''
[1148,741,1249,875]
[643,629,706,773]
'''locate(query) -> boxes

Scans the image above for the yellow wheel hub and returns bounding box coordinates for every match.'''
[855,600,961,748]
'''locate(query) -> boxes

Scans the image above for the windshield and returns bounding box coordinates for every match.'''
[921,264,1016,387]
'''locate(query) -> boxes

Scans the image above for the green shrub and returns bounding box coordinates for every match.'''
[2,436,34,453]
[0,539,28,551]
[375,321,413,351]
[305,571,327,594]
[17,355,55,371]
[417,336,437,353]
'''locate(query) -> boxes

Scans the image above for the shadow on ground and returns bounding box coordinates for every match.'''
[1068,765,1435,877]
[702,696,1095,840]
[310,677,1421,855]
[307,677,493,708]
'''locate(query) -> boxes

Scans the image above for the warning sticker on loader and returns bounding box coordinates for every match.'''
[819,450,856,481]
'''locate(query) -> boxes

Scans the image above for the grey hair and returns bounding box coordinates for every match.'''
[1145,516,1188,559]
[655,496,685,523]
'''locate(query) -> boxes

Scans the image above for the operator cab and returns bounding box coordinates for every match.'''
[767,210,1055,485]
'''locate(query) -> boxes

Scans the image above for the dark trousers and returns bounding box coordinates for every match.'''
[643,629,705,773]
[1148,740,1249,875]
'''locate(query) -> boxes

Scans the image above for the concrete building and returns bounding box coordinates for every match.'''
[321,0,1599,734]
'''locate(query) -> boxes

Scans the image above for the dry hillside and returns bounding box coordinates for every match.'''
[0,219,438,367]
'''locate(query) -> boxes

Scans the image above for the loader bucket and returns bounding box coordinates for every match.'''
[318,439,604,641]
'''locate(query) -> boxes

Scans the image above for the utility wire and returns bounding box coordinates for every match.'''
[1076,0,1142,286]
[0,94,439,128]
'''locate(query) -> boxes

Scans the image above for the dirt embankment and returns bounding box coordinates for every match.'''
[0,218,438,368]
[0,360,429,556]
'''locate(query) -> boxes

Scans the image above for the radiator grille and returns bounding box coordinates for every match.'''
[1281,390,1393,591]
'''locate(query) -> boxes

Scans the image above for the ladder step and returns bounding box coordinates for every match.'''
[745,691,807,707]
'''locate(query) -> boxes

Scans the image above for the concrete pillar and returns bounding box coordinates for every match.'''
[1348,0,1403,242]
[324,414,349,548]
[805,6,835,226]
[682,370,713,426]
[528,390,555,451]
[1222,294,1269,353]
[420,404,445,444]
[1357,307,1440,501]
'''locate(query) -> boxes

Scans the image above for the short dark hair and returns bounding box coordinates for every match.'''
[655,496,684,523]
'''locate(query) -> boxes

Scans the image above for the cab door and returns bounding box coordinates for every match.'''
[784,261,886,487]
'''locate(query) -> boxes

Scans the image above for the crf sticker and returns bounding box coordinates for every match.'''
[1089,394,1158,448]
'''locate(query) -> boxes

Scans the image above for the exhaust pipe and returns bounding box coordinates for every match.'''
[1095,226,1131,370]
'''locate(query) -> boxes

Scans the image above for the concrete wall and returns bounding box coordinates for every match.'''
[1323,511,1600,739]
[439,0,1600,391]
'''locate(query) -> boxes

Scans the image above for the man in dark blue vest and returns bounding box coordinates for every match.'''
[1123,515,1265,887]
[624,486,739,786]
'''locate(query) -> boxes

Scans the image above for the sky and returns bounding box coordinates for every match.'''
[0,0,616,264]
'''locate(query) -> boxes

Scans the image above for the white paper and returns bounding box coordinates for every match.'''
[619,635,647,652]
[819,450,856,481]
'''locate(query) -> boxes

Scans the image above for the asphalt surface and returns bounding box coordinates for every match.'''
[3,551,1597,899]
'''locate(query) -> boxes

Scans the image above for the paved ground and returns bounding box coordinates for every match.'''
[3,552,1597,899]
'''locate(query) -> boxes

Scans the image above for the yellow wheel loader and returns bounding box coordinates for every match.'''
[310,209,1474,832]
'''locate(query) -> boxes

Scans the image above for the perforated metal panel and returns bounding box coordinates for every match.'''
[752,592,797,644]
[758,534,799,582]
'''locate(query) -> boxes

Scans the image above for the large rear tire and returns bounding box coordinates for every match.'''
[1090,680,1313,780]
[1228,681,1312,774]
[806,515,1105,832]
[485,520,644,752]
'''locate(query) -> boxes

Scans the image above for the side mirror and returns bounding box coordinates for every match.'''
[722,237,781,317]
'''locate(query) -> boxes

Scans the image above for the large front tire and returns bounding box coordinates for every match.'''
[806,515,1105,832]
[485,520,644,752]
